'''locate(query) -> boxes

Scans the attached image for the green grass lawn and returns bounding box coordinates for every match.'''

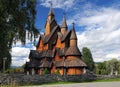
[42,78,120,85]
[93,78,120,82]
[0,85,19,87]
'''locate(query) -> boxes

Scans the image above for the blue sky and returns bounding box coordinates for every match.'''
[11,0,120,66]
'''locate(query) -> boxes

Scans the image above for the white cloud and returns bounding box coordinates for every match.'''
[11,32,38,66]
[12,57,27,66]
[75,7,120,62]
[106,53,120,59]
[40,0,76,10]
[11,1,120,66]
[11,47,30,57]
[11,46,35,66]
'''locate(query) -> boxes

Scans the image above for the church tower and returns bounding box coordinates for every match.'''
[65,23,81,57]
[45,3,57,36]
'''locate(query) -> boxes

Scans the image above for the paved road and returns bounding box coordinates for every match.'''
[24,82,120,87]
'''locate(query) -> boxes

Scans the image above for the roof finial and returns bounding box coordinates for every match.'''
[72,22,75,29]
[61,11,67,29]
[50,1,52,7]
[70,22,77,40]
[63,11,66,17]
[48,1,54,16]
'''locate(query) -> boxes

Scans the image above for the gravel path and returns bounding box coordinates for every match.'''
[24,82,120,87]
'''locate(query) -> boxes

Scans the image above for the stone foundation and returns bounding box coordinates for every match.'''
[0,73,96,85]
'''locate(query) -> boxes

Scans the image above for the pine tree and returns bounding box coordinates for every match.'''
[82,47,95,72]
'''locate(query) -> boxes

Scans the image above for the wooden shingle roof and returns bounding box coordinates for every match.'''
[57,32,63,39]
[29,50,42,59]
[44,25,59,44]
[56,48,68,57]
[65,58,87,67]
[39,61,51,68]
[61,30,71,42]
[40,50,55,58]
[46,50,55,58]
[29,50,55,59]
[65,46,81,56]
[55,60,64,67]
[55,58,87,68]
[26,60,40,68]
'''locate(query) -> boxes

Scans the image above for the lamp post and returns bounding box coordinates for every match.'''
[3,57,7,72]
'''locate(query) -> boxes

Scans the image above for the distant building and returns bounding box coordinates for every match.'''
[24,5,87,75]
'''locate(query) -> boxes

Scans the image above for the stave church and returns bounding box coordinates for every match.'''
[24,4,87,75]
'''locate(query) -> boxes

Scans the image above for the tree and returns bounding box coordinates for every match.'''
[106,58,119,75]
[118,61,120,74]
[82,47,95,72]
[95,59,120,75]
[96,61,107,75]
[0,0,39,71]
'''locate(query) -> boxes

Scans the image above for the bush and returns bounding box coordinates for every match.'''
[55,69,60,75]
[4,68,15,74]
[43,68,50,74]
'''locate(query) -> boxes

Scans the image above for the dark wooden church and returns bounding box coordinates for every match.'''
[24,5,87,75]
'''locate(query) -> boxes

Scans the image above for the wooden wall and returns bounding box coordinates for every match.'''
[51,65,56,74]
[70,40,77,46]
[66,68,83,75]
[45,22,50,35]
[37,39,44,51]
[56,38,65,48]
[66,56,78,60]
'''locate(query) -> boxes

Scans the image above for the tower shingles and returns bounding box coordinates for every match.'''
[65,46,81,56]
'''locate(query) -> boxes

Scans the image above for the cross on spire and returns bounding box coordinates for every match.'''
[50,1,52,7]
[72,22,75,29]
[63,11,66,17]
[48,1,54,16]
[61,11,67,29]
[70,22,77,40]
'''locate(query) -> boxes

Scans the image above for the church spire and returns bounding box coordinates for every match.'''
[70,22,77,40]
[61,12,67,28]
[48,2,54,16]
[45,2,56,35]
[61,12,68,34]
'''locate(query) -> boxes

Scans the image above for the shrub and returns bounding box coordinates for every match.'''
[55,69,60,75]
[43,68,50,74]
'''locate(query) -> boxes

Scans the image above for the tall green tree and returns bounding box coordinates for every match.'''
[0,0,39,71]
[82,47,95,72]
